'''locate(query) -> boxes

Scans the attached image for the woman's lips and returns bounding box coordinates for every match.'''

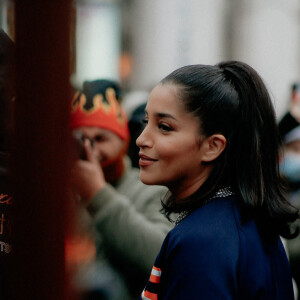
[139,153,157,167]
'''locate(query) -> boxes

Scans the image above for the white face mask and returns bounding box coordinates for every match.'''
[280,152,300,182]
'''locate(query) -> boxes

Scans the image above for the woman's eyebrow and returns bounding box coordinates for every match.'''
[145,109,177,121]
[144,110,177,120]
[155,112,177,120]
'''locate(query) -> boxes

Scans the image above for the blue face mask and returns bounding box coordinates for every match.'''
[280,152,300,182]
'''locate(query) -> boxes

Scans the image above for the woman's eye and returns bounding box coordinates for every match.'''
[159,123,172,132]
[142,119,148,124]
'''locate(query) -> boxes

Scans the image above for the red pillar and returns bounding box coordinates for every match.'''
[13,1,74,299]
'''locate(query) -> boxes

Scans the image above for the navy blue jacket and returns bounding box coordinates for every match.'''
[141,196,294,299]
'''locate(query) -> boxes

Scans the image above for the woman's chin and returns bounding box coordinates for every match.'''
[139,173,160,186]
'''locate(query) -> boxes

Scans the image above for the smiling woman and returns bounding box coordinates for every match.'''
[137,61,299,300]
[136,84,223,199]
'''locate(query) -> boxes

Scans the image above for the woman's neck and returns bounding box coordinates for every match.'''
[169,166,212,201]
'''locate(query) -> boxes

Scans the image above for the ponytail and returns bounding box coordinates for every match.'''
[219,61,299,239]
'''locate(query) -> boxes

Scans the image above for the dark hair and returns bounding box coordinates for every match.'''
[160,61,299,240]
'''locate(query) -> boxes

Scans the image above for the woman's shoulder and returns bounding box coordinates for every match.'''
[165,196,241,258]
[175,196,239,235]
[152,196,241,294]
[164,195,274,256]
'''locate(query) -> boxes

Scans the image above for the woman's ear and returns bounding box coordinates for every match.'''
[201,134,226,162]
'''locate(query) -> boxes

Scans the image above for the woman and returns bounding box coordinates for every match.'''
[136,61,299,299]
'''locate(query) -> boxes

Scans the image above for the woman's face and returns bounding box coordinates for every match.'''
[136,83,212,199]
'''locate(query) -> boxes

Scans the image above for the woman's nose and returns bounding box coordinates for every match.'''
[136,127,151,148]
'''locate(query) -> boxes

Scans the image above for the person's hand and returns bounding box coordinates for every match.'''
[71,139,107,204]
